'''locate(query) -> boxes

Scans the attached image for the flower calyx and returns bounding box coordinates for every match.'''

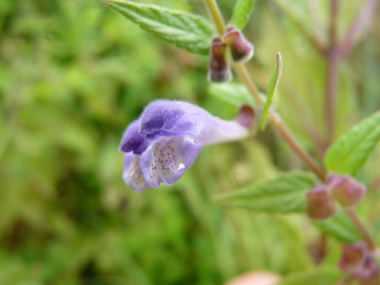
[222,24,254,63]
[208,36,232,83]
[207,25,254,83]
[306,183,337,220]
[327,173,366,207]
[339,242,379,285]
[306,173,366,220]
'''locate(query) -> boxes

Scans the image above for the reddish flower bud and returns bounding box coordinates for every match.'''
[339,243,367,275]
[338,243,380,285]
[234,105,256,128]
[222,25,254,63]
[356,255,379,285]
[306,183,337,220]
[327,174,366,207]
[208,37,232,83]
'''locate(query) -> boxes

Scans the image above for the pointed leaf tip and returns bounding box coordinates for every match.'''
[275,52,283,86]
[103,0,214,55]
[232,0,257,30]
[324,111,380,175]
[259,52,283,130]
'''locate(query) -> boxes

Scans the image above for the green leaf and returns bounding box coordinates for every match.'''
[324,111,380,175]
[213,172,316,213]
[103,0,214,55]
[260,52,283,130]
[208,83,255,107]
[232,0,257,30]
[277,267,341,285]
[314,210,361,243]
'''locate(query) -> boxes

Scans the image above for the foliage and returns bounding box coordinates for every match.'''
[208,83,255,107]
[0,0,380,284]
[104,0,214,55]
[232,0,257,30]
[324,111,380,175]
[260,52,283,129]
[277,267,342,285]
[214,171,316,213]
[313,210,362,243]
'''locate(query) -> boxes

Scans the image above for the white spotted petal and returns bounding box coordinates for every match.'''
[122,152,150,192]
[139,135,202,188]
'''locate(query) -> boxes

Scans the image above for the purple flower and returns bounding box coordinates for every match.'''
[120,100,252,192]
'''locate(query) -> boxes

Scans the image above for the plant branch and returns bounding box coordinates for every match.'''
[338,0,378,58]
[345,208,377,251]
[205,1,326,181]
[325,55,338,145]
[203,0,225,35]
[203,0,377,252]
[325,0,339,146]
[268,114,326,181]
[324,0,378,252]
[233,64,326,181]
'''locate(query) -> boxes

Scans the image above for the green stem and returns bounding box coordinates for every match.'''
[204,0,225,35]
[232,62,265,106]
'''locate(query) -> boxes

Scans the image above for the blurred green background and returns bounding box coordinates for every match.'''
[1,0,380,284]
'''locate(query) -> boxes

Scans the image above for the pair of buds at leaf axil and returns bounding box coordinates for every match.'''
[208,25,254,83]
[307,173,366,220]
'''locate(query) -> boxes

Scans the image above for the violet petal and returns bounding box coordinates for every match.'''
[119,119,150,155]
[140,100,249,145]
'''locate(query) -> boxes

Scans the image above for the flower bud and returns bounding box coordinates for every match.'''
[338,243,379,285]
[356,255,379,285]
[339,243,367,275]
[234,105,256,128]
[222,24,254,63]
[306,183,337,220]
[327,174,366,207]
[208,37,232,83]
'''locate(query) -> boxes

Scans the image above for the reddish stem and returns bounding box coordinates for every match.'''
[325,0,339,146]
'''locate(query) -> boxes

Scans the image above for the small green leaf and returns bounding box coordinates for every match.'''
[259,52,283,130]
[213,172,316,213]
[232,0,257,30]
[324,111,380,175]
[277,267,341,285]
[208,83,255,107]
[314,210,361,243]
[103,0,214,55]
